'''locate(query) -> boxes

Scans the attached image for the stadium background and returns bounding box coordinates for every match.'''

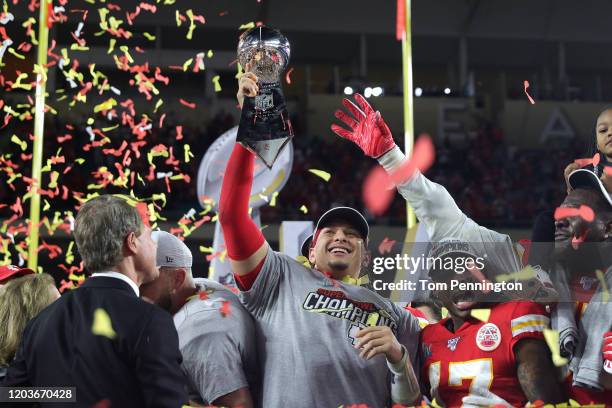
[1,0,609,285]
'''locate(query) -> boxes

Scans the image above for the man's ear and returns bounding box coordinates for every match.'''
[173,268,187,291]
[361,249,371,269]
[308,246,316,266]
[124,231,138,255]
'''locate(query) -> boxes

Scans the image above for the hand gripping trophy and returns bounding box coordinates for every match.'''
[237,25,293,168]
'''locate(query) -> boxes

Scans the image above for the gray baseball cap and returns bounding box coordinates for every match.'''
[152,230,193,268]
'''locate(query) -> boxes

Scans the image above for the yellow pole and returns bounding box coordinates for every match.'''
[27,0,50,270]
[401,0,416,228]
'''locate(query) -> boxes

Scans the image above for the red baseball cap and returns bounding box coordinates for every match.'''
[0,265,35,284]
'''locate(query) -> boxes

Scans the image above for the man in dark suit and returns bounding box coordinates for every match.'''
[3,195,189,407]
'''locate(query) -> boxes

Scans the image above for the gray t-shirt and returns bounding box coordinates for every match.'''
[174,278,258,405]
[239,250,421,408]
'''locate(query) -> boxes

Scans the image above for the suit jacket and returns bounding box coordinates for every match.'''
[2,276,188,408]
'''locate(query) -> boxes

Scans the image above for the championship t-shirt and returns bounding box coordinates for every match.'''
[239,250,421,408]
[174,278,259,405]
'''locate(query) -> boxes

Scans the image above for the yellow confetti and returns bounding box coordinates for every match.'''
[207,49,213,58]
[42,200,50,211]
[308,169,331,182]
[65,241,74,265]
[431,398,443,408]
[184,144,193,163]
[543,329,569,367]
[496,265,536,283]
[440,307,449,319]
[175,10,182,27]
[102,124,119,132]
[595,269,609,303]
[107,38,116,54]
[366,312,379,327]
[212,75,221,92]
[48,171,59,189]
[154,98,163,113]
[93,98,117,113]
[568,399,581,407]
[269,191,279,207]
[470,308,491,322]
[11,135,27,151]
[143,32,156,41]
[239,22,255,30]
[92,308,117,339]
[182,57,193,72]
[7,47,25,60]
[185,9,197,40]
[299,205,308,214]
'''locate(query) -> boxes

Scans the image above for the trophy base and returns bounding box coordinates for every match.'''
[237,84,293,169]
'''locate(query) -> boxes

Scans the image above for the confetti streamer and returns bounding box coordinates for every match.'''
[299,205,308,214]
[554,205,594,223]
[179,98,196,109]
[377,237,395,254]
[285,66,294,84]
[91,308,117,339]
[543,329,568,367]
[495,265,536,283]
[523,80,535,104]
[362,134,435,215]
[308,169,331,182]
[212,75,221,92]
[470,309,491,322]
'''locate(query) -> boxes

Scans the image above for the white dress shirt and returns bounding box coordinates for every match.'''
[90,271,139,297]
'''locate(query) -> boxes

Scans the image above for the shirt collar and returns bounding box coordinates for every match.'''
[91,272,139,297]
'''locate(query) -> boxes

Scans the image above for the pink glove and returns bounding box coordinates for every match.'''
[331,93,396,158]
[603,331,612,374]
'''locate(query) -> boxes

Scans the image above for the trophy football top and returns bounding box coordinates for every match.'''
[238,26,290,84]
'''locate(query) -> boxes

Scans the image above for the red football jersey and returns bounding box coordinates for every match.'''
[420,301,549,407]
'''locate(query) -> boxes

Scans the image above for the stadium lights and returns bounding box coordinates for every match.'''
[415,87,423,97]
[364,87,373,98]
[372,87,383,97]
[444,87,451,95]
[343,86,354,95]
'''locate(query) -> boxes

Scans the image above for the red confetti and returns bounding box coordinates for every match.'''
[605,165,612,177]
[135,202,151,227]
[362,134,435,215]
[175,125,183,140]
[396,0,406,41]
[179,98,196,109]
[198,291,208,300]
[523,80,535,104]
[219,300,231,317]
[377,237,395,254]
[554,205,595,223]
[285,67,294,84]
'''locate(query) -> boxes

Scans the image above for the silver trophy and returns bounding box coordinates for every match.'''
[237,25,293,168]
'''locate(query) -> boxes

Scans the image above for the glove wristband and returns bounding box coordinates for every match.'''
[377,145,405,173]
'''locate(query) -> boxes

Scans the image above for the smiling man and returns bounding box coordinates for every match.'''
[418,240,565,406]
[553,168,612,404]
[214,71,423,407]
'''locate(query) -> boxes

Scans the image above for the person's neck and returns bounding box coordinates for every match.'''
[449,314,465,332]
[172,281,198,315]
[109,264,141,287]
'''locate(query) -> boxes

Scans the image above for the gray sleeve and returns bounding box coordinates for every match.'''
[239,250,292,318]
[378,147,522,277]
[181,331,248,405]
[394,305,422,371]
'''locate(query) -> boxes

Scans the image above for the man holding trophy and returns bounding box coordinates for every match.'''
[218,26,422,407]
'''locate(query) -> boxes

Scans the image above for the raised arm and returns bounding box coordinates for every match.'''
[218,71,268,284]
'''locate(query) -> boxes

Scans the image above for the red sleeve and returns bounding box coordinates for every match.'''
[219,144,266,290]
[507,301,549,348]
